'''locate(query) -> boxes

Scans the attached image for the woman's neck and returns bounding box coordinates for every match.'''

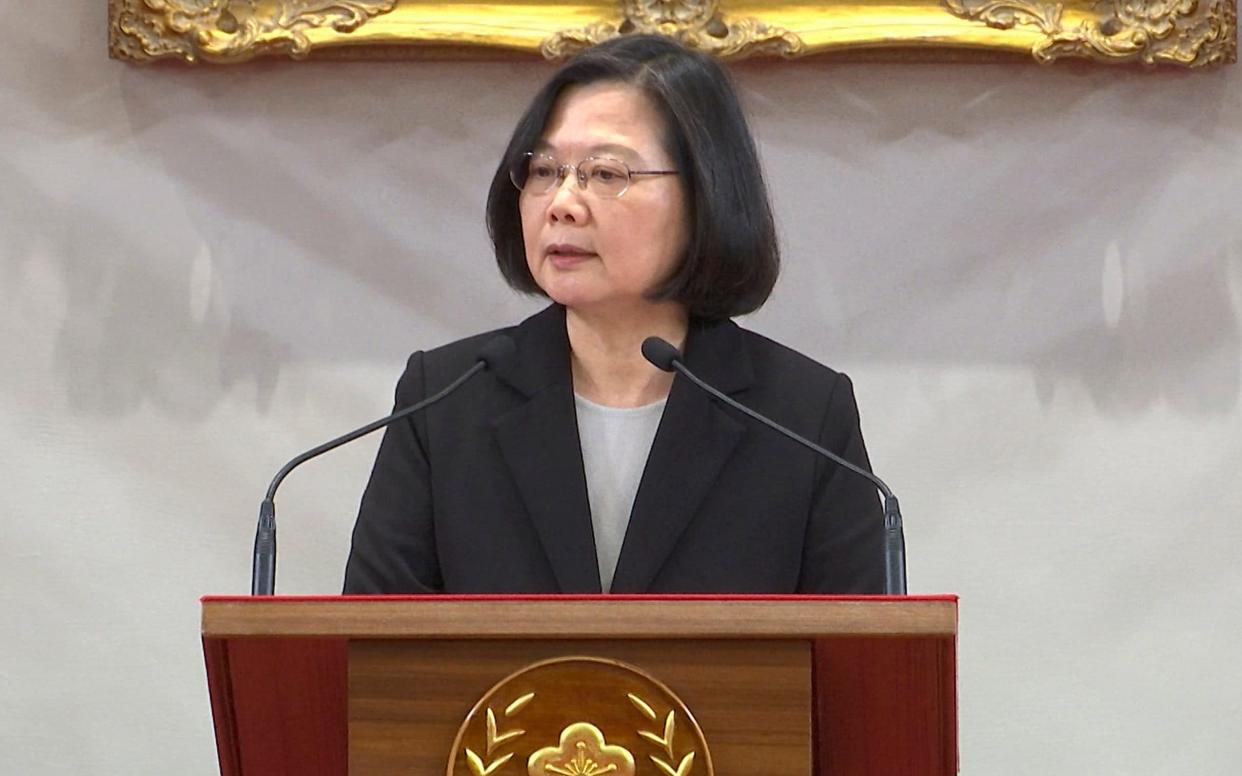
[566,302,689,408]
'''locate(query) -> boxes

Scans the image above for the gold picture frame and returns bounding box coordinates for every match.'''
[109,0,1236,68]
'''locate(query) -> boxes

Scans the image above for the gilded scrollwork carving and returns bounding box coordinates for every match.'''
[943,0,1237,66]
[109,0,397,63]
[108,0,1233,67]
[540,0,805,60]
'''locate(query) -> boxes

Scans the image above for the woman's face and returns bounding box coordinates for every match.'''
[520,81,689,315]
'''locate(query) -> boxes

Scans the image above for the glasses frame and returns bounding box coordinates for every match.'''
[510,152,678,199]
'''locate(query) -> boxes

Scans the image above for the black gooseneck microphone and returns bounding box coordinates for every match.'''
[641,336,907,595]
[250,335,517,596]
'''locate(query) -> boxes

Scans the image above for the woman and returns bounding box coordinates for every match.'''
[343,35,884,595]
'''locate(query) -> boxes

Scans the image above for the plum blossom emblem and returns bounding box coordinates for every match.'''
[527,723,635,776]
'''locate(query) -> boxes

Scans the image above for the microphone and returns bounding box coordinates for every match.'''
[641,336,907,595]
[250,335,517,596]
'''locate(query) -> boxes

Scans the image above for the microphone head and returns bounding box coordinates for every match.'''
[478,335,517,376]
[641,337,681,372]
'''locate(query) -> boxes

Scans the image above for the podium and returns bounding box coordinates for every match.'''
[202,595,957,775]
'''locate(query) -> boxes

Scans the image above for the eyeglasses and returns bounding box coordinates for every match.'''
[509,152,677,199]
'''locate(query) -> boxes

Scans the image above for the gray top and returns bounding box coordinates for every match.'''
[574,393,667,592]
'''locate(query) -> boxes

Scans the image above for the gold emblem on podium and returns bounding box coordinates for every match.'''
[528,722,634,775]
[448,657,713,776]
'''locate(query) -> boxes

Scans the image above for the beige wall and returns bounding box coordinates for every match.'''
[2,2,1240,773]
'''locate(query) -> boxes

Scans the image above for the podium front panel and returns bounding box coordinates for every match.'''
[349,639,812,776]
[202,596,958,775]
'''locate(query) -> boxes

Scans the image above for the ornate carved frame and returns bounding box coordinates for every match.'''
[110,0,1235,67]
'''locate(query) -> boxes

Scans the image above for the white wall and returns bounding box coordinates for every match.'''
[2,2,1240,774]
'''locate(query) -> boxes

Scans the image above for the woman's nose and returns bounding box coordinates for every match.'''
[547,173,588,223]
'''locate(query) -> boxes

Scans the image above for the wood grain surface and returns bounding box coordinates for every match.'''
[349,639,812,776]
[203,598,956,638]
[815,637,957,775]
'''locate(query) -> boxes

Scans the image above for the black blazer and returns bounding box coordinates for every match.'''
[344,304,884,594]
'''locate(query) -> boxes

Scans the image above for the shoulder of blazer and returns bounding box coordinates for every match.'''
[687,318,846,401]
[732,327,845,389]
[730,328,861,468]
[412,304,567,392]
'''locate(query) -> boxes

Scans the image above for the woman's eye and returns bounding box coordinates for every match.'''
[592,168,621,182]
[530,164,556,179]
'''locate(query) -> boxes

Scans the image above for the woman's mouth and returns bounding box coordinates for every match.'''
[547,244,597,267]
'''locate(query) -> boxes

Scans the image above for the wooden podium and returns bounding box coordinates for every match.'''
[202,595,957,775]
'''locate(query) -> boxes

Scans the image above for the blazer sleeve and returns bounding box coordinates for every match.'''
[342,351,444,594]
[797,372,887,594]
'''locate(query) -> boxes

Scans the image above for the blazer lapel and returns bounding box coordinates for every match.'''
[609,319,754,593]
[490,306,601,593]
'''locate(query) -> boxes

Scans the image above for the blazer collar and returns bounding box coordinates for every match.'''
[609,315,754,592]
[494,303,756,398]
[493,304,572,398]
[490,305,594,592]
[680,313,755,396]
[490,304,755,593]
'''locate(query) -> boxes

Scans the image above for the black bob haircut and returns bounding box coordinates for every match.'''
[485,34,780,321]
